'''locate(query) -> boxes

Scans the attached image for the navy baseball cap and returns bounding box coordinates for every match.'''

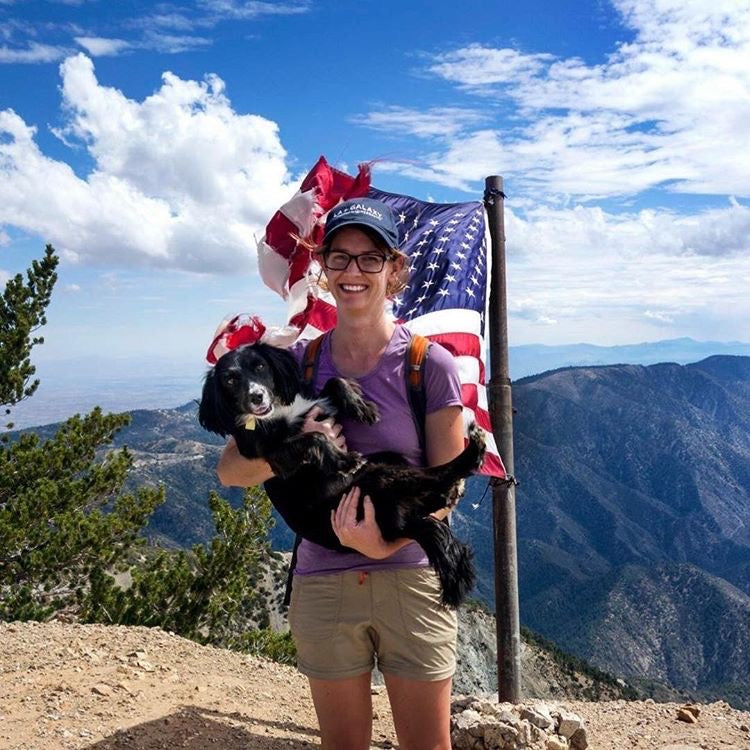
[323,198,399,249]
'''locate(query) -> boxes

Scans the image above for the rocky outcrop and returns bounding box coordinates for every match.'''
[451,696,587,750]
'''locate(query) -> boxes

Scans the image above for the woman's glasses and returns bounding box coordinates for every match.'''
[322,250,390,274]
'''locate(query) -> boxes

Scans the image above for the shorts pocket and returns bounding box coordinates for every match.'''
[288,574,343,643]
[394,568,457,642]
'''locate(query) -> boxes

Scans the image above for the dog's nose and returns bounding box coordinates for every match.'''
[249,392,264,405]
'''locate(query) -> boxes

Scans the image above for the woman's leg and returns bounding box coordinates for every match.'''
[383,673,453,750]
[308,672,373,750]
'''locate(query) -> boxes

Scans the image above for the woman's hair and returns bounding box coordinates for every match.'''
[295,226,409,297]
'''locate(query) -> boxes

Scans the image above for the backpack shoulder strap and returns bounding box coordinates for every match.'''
[406,333,430,451]
[301,333,326,394]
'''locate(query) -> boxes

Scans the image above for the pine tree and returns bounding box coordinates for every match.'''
[0,245,165,620]
[1,244,58,420]
[82,487,284,650]
[0,246,288,663]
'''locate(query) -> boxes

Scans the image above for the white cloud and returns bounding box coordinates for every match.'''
[0,54,295,273]
[201,0,312,19]
[503,198,750,343]
[74,36,131,56]
[140,31,212,54]
[367,0,750,199]
[351,106,486,139]
[428,44,554,88]
[0,41,70,63]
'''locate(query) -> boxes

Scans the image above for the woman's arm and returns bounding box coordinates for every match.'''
[217,437,275,487]
[425,405,465,466]
[425,405,465,521]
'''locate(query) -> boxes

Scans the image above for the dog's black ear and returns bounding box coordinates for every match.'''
[198,367,234,436]
[257,343,302,404]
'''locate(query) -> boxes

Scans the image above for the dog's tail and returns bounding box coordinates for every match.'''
[408,517,476,608]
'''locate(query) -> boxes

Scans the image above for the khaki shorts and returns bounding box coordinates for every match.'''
[288,567,457,682]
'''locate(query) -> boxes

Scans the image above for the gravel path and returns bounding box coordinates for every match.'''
[1,622,749,749]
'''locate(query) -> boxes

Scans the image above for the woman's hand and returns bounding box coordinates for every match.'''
[331,486,394,559]
[302,405,347,451]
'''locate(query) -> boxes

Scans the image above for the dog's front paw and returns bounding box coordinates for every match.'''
[343,379,379,424]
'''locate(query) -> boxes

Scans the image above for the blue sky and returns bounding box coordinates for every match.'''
[1,0,749,376]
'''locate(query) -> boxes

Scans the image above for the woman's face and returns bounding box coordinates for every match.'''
[322,227,402,315]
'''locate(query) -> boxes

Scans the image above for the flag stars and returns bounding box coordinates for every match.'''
[398,212,407,224]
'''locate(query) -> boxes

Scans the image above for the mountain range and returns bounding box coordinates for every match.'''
[458,355,750,706]
[15,353,750,707]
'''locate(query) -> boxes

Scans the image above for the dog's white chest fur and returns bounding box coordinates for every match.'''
[275,394,334,427]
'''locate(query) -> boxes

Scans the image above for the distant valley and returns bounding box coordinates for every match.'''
[9,337,750,429]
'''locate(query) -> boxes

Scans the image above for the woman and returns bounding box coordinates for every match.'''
[218,197,465,750]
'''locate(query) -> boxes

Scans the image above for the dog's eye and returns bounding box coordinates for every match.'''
[253,362,265,372]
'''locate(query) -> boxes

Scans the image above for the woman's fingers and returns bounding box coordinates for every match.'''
[331,490,389,559]
[301,409,346,450]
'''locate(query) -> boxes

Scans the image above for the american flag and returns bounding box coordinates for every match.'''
[214,156,504,477]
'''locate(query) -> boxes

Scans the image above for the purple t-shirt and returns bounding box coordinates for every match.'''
[286,325,462,576]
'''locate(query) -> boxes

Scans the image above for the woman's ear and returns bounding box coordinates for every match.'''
[387,253,407,297]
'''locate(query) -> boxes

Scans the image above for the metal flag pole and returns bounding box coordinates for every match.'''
[484,175,522,703]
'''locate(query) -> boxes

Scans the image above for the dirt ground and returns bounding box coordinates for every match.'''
[1,621,749,750]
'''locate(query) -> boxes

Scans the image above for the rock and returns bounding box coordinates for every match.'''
[569,727,588,749]
[90,683,112,696]
[676,708,698,723]
[556,709,584,739]
[547,736,569,750]
[452,708,483,732]
[521,704,555,730]
[680,704,701,719]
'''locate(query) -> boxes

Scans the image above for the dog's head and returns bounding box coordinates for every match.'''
[198,343,301,436]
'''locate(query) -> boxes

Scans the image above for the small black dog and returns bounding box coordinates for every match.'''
[199,342,484,607]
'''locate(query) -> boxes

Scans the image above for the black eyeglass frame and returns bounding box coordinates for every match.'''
[321,250,392,274]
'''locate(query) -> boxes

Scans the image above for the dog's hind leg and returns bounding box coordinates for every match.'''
[380,424,486,511]
[407,517,476,608]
